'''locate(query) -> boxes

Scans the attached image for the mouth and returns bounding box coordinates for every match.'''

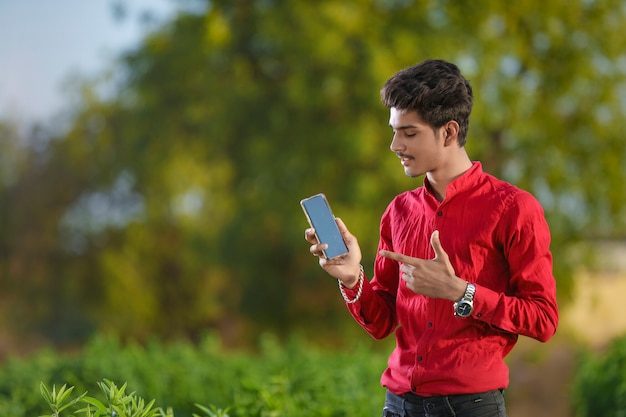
[396,152,413,164]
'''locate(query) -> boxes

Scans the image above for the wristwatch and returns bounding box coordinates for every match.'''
[454,283,476,318]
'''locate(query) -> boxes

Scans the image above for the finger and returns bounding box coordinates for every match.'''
[399,264,415,276]
[304,228,317,243]
[310,243,327,257]
[335,217,351,239]
[400,264,415,283]
[323,256,346,266]
[430,230,448,260]
[379,249,418,265]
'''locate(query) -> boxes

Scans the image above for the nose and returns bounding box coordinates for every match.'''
[389,132,404,153]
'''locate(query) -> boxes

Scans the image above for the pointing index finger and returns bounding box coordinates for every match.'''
[379,250,418,265]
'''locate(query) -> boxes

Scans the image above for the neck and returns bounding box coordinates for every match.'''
[426,154,473,202]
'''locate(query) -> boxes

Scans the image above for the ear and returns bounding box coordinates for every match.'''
[442,120,460,146]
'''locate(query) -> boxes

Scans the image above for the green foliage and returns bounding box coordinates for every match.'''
[39,379,229,417]
[40,383,86,416]
[571,333,626,417]
[0,334,388,417]
[2,1,626,348]
[193,405,230,417]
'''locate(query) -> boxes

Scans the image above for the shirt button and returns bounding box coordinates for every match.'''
[428,322,433,327]
[477,313,482,317]
[417,356,423,361]
[437,211,443,216]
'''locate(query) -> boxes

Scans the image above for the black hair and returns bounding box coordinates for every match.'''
[380,59,473,146]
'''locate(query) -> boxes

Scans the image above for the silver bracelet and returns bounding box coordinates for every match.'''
[338,265,365,304]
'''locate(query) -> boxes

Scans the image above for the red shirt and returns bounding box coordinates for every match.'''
[343,162,558,396]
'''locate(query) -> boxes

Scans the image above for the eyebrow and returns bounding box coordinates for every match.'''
[389,124,418,130]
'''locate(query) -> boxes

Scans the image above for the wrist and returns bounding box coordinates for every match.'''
[453,281,476,319]
[338,265,365,304]
[341,267,363,289]
[452,278,468,301]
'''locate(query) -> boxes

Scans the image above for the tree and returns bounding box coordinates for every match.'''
[2,0,625,348]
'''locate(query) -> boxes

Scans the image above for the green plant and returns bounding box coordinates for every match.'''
[39,379,229,417]
[0,333,387,416]
[79,379,161,417]
[192,404,230,417]
[571,333,626,417]
[40,383,86,417]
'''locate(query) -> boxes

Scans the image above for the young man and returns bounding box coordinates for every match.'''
[305,59,558,417]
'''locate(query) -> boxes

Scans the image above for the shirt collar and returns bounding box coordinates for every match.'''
[423,161,483,201]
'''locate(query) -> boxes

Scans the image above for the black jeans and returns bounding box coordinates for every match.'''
[382,389,508,417]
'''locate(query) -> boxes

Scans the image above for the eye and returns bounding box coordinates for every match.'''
[391,129,417,139]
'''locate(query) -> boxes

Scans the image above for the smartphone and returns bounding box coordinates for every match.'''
[300,193,349,260]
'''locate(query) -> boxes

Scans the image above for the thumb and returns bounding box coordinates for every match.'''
[335,217,353,243]
[430,230,447,260]
[335,217,349,235]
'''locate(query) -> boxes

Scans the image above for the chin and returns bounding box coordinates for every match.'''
[405,168,424,178]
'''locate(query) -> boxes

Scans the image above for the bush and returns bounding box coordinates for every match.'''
[0,333,389,416]
[571,333,626,417]
[39,379,230,417]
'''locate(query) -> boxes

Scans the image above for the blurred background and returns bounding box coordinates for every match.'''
[1,1,626,416]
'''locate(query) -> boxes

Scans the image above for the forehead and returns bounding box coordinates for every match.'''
[388,108,427,128]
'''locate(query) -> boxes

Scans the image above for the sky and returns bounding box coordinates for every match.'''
[0,0,178,126]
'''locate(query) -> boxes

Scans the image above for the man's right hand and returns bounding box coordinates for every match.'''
[305,217,363,289]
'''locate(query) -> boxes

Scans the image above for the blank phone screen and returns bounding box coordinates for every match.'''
[301,194,349,259]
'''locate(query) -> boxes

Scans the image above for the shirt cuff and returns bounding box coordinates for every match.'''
[471,283,502,322]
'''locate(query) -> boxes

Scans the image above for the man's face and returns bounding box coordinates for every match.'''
[388,108,444,178]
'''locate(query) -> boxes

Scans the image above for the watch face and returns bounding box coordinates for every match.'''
[455,301,473,317]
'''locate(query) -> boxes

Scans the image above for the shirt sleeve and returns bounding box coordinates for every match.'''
[343,205,400,340]
[472,190,559,342]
